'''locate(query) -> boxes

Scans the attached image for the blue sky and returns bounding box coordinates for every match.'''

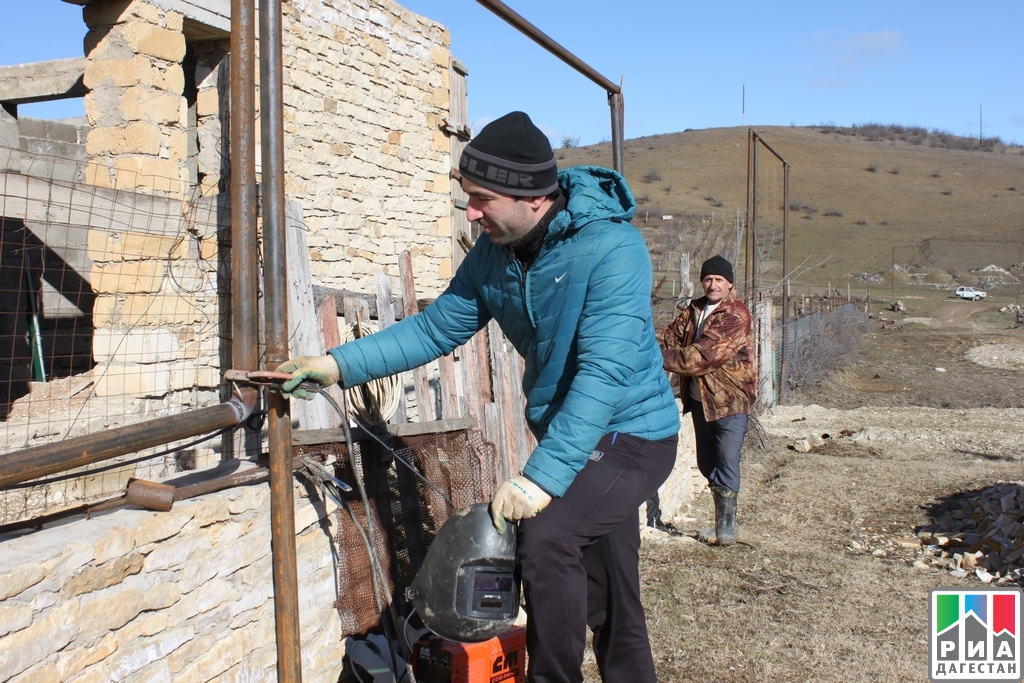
[4,1,1022,147]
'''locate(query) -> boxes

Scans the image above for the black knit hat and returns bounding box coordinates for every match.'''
[459,111,558,197]
[700,255,734,283]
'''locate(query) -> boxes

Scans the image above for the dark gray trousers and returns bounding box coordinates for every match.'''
[689,400,749,492]
[517,431,678,683]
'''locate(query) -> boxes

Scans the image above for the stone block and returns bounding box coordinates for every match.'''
[120,88,182,124]
[92,363,172,398]
[84,55,152,89]
[94,328,179,363]
[89,260,165,294]
[0,600,80,682]
[123,23,186,63]
[61,554,145,599]
[84,161,115,189]
[87,122,163,156]
[114,156,184,194]
[158,63,185,95]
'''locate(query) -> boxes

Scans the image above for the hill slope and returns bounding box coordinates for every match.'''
[558,126,1024,303]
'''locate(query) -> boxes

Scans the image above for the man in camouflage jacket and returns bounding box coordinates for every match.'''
[659,255,756,545]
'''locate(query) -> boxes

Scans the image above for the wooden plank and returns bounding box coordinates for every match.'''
[459,331,484,423]
[488,321,520,476]
[484,403,508,484]
[313,285,411,321]
[399,251,436,422]
[374,272,407,424]
[292,417,478,446]
[285,200,332,430]
[317,292,347,412]
[438,352,460,419]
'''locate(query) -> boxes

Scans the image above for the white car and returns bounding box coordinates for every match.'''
[955,286,987,301]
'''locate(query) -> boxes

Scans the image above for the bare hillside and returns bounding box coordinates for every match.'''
[559,126,1024,301]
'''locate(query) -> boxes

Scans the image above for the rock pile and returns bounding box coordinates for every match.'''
[850,482,1024,586]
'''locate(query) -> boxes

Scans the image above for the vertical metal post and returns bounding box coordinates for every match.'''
[751,141,759,305]
[230,0,259,376]
[744,129,754,303]
[779,161,790,403]
[609,89,624,175]
[259,0,302,679]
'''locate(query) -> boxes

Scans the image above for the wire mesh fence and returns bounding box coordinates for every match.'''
[778,300,870,400]
[1,145,244,524]
[294,427,499,637]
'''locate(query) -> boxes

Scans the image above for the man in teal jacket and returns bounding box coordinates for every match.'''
[281,111,679,683]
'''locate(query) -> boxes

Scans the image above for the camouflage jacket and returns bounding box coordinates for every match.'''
[658,290,757,421]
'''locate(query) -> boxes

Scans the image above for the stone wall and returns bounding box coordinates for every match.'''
[0,478,347,682]
[77,0,456,296]
[280,0,455,297]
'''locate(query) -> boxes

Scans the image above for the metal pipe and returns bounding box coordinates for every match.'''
[609,90,624,174]
[231,0,259,375]
[0,398,251,489]
[259,0,303,678]
[744,129,754,303]
[780,161,790,404]
[473,0,625,173]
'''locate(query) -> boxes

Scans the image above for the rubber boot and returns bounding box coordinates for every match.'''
[714,488,738,546]
[698,487,738,545]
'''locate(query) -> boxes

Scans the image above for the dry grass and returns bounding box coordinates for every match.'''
[624,435,1023,683]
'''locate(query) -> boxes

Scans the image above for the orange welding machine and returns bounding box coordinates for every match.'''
[412,626,526,683]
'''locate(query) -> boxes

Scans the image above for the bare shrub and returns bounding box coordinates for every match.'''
[890,166,901,175]
[643,169,662,183]
[560,135,581,149]
[855,218,868,226]
[823,208,844,217]
[704,194,724,207]
[941,188,954,196]
[866,164,878,173]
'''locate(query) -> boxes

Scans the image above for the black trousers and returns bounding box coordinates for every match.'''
[517,431,678,683]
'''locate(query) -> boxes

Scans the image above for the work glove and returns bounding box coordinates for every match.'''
[278,355,341,400]
[490,476,552,534]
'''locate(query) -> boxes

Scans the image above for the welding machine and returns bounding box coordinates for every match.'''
[412,626,526,683]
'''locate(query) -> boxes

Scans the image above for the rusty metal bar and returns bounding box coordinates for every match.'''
[231,0,259,376]
[744,129,754,303]
[0,399,250,489]
[609,89,625,174]
[747,130,791,404]
[259,0,303,678]
[473,0,626,174]
[780,161,790,403]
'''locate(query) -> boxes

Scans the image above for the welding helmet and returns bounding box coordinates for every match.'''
[405,502,519,642]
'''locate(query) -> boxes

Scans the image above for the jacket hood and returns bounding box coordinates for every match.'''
[557,166,636,229]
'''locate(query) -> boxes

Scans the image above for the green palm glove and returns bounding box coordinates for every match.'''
[278,355,341,400]
[490,476,553,534]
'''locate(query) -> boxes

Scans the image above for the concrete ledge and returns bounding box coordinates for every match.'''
[0,58,88,106]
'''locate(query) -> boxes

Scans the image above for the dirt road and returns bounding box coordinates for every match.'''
[624,307,1024,682]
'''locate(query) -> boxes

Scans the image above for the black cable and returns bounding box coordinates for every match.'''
[315,390,454,509]
[314,387,412,681]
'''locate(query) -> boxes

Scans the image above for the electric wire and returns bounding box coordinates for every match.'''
[315,389,454,509]
[312,386,414,682]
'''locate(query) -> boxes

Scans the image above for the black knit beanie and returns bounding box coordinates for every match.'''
[459,111,558,197]
[700,255,734,283]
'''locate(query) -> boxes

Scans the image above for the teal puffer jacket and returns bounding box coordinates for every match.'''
[329,166,679,496]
